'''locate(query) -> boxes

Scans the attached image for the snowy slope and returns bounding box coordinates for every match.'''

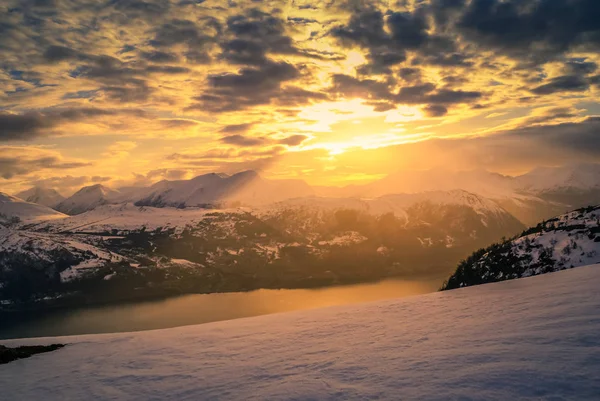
[443,205,600,289]
[0,193,66,223]
[14,187,65,208]
[35,203,244,234]
[2,264,599,400]
[55,184,121,215]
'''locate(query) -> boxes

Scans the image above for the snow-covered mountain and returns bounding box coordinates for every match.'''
[132,170,314,208]
[514,163,600,193]
[442,205,600,289]
[315,164,600,226]
[0,193,66,224]
[3,264,599,400]
[55,184,121,215]
[14,187,65,209]
[267,190,519,230]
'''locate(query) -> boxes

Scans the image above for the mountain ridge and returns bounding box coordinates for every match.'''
[442,204,600,290]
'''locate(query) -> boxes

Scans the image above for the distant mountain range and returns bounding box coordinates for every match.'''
[12,163,600,226]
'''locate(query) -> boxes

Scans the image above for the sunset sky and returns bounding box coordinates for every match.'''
[2,0,600,194]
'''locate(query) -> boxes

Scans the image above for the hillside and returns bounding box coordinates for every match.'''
[0,192,523,312]
[442,205,600,290]
[0,193,66,224]
[2,264,599,400]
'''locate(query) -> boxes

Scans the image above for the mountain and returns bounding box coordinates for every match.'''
[315,164,600,226]
[0,193,66,224]
[55,184,121,215]
[14,187,65,208]
[0,190,523,312]
[132,170,314,208]
[442,205,600,290]
[514,163,600,193]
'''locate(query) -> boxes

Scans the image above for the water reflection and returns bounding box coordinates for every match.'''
[0,278,442,339]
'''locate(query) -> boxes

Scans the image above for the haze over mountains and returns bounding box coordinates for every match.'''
[11,163,600,226]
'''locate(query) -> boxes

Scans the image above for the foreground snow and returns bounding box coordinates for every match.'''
[2,265,600,400]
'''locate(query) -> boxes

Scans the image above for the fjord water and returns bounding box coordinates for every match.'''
[0,278,441,339]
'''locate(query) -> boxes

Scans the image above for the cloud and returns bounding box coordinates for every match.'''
[423,104,448,117]
[0,108,149,141]
[221,134,267,147]
[220,133,310,147]
[456,0,600,63]
[531,75,590,95]
[220,123,255,133]
[189,61,326,112]
[278,134,309,146]
[0,147,91,179]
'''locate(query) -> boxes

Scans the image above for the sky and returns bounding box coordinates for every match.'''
[1,0,600,194]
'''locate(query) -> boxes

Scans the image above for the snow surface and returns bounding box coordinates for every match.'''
[2,264,599,400]
[35,203,245,233]
[0,192,66,223]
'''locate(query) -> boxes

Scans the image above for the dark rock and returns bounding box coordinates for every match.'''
[0,344,65,365]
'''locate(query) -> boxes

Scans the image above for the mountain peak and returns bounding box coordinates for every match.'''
[56,184,120,215]
[15,187,65,208]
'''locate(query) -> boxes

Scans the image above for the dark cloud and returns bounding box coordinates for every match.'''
[220,8,328,66]
[278,134,309,146]
[531,75,590,95]
[219,133,309,147]
[423,104,448,117]
[502,117,600,155]
[426,88,482,104]
[42,45,82,63]
[111,0,171,21]
[395,84,481,105]
[0,108,148,141]
[0,112,52,141]
[0,150,91,179]
[330,74,394,101]
[330,3,471,73]
[331,7,405,72]
[565,60,597,75]
[140,50,179,63]
[160,119,199,128]
[456,0,600,63]
[145,65,190,74]
[149,18,219,63]
[220,134,267,147]
[221,123,255,133]
[190,61,324,112]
